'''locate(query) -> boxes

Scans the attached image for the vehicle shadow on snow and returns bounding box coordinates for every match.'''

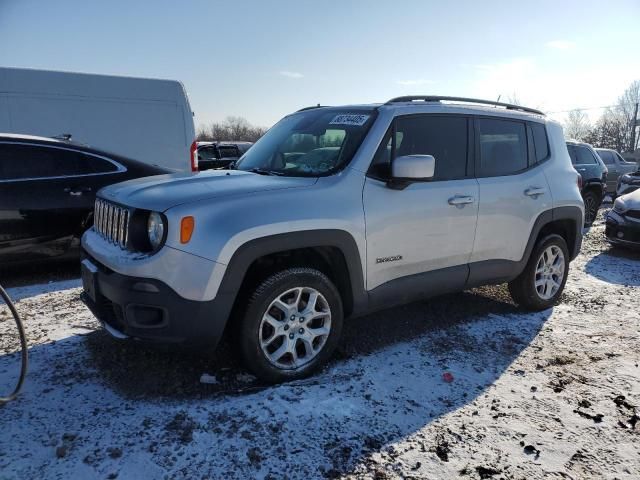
[78,284,539,401]
[1,286,551,478]
[584,248,640,286]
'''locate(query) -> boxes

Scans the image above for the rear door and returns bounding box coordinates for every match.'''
[596,150,618,191]
[0,142,125,263]
[470,118,552,275]
[363,114,478,297]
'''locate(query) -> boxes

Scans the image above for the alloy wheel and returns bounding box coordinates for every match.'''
[258,287,332,370]
[534,245,565,300]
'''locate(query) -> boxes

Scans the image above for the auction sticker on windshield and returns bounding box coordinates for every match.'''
[329,114,370,126]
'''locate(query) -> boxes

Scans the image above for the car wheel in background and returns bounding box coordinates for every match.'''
[582,190,600,226]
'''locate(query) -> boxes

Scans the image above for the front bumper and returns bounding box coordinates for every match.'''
[605,211,640,248]
[80,252,233,345]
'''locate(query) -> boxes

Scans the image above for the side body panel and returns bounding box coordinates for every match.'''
[0,67,195,171]
[363,177,479,290]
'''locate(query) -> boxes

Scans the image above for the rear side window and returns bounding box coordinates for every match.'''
[0,143,118,181]
[369,115,468,181]
[597,150,614,165]
[575,146,599,165]
[530,123,549,162]
[477,119,527,177]
[198,146,218,161]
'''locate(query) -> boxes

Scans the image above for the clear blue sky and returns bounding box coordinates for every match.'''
[1,0,638,128]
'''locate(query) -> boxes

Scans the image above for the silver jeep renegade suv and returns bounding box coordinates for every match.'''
[81,96,584,383]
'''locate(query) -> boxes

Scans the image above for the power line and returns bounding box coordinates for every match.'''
[547,103,637,114]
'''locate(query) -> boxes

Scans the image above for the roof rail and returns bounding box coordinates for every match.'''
[384,96,545,116]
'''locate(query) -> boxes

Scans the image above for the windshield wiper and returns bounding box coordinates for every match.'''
[248,167,285,176]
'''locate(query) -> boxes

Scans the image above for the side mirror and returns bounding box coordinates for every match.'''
[388,155,435,189]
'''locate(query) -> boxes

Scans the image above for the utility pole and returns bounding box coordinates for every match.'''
[631,102,639,152]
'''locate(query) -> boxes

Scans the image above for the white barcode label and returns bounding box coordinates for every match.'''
[329,114,370,126]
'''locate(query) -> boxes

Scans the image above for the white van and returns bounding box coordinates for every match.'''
[0,67,196,171]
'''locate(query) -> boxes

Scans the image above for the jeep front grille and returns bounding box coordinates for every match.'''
[94,198,130,249]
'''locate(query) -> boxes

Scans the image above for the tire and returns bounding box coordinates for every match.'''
[508,234,569,311]
[582,190,600,226]
[238,268,343,383]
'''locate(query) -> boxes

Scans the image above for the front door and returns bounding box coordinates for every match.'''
[363,114,479,301]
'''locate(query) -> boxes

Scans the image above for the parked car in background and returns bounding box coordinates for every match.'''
[0,67,195,171]
[195,141,253,170]
[616,168,640,197]
[595,148,638,195]
[0,134,169,265]
[566,140,607,226]
[81,96,583,383]
[606,189,640,249]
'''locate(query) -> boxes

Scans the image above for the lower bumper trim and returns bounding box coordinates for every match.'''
[80,252,232,346]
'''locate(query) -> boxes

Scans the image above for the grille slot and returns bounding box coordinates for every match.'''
[94,198,130,249]
[626,209,640,220]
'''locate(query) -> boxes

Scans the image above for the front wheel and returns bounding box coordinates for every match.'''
[509,234,569,311]
[238,268,343,383]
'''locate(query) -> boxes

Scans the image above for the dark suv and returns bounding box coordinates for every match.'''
[196,141,253,170]
[566,140,608,226]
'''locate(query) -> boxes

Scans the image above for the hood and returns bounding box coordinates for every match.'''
[99,170,318,211]
[619,188,640,210]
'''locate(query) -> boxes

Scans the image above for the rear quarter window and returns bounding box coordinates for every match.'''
[530,123,549,162]
[597,150,614,165]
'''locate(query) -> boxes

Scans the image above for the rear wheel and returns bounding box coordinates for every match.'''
[238,268,343,383]
[582,190,600,226]
[509,234,569,311]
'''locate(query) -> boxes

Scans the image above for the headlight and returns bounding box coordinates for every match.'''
[613,197,628,214]
[147,212,166,250]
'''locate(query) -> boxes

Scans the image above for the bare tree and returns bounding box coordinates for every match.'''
[563,109,591,141]
[616,80,640,152]
[504,93,522,106]
[583,107,627,151]
[196,116,268,142]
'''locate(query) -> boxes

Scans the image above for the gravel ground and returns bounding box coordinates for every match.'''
[0,210,638,479]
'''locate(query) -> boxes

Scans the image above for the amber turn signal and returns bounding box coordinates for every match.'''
[180,216,195,244]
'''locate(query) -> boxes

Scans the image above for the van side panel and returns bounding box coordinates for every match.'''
[0,67,195,171]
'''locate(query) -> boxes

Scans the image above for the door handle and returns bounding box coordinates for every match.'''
[524,187,545,198]
[448,195,474,207]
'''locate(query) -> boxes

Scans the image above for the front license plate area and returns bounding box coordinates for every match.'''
[81,259,99,303]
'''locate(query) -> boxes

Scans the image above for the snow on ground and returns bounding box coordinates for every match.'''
[0,219,638,479]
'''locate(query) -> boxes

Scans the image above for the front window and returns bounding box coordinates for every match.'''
[236,108,377,176]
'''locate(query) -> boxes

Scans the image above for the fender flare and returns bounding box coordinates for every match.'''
[214,229,367,321]
[467,206,583,287]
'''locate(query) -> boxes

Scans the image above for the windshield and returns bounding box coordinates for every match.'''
[236,108,377,176]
